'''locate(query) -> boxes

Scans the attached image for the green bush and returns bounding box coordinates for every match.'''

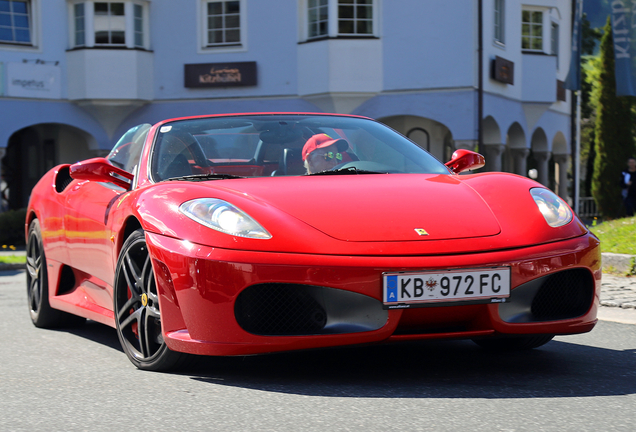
[0,209,27,246]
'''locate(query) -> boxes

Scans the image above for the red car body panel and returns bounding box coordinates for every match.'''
[143,232,599,356]
[26,113,601,360]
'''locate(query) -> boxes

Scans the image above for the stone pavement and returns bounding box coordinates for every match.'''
[600,274,636,309]
[597,274,636,325]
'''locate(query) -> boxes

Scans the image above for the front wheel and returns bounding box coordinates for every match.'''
[114,229,188,371]
[472,334,554,351]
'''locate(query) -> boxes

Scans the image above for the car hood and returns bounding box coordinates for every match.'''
[214,174,501,242]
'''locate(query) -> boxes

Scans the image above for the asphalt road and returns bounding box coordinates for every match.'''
[1,269,635,432]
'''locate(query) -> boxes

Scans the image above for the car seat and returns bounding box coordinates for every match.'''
[157,153,193,180]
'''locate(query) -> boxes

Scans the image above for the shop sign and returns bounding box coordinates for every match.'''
[184,62,257,88]
[6,62,61,99]
[491,56,514,85]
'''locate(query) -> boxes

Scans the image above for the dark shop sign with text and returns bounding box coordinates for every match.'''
[184,62,257,88]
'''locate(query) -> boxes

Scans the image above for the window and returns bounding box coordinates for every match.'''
[0,0,31,45]
[71,1,148,49]
[303,0,377,41]
[308,0,328,39]
[74,3,85,46]
[205,1,240,47]
[521,9,543,51]
[108,124,151,174]
[338,0,372,35]
[551,22,559,61]
[94,2,125,45]
[494,0,504,45]
[133,3,142,47]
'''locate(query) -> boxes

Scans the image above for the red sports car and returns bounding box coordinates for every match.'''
[25,113,601,371]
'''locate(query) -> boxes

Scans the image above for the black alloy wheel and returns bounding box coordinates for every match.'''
[26,219,84,328]
[114,229,187,371]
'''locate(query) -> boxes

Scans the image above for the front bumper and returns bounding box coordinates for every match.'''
[145,232,601,356]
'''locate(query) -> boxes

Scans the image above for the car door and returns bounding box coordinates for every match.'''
[62,124,150,309]
[64,180,123,308]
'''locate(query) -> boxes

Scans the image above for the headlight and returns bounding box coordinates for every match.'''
[530,188,573,228]
[179,198,272,239]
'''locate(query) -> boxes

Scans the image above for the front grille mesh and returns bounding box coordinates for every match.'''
[235,284,327,336]
[530,268,593,320]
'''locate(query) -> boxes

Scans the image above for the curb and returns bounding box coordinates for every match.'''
[597,307,636,325]
[601,252,636,274]
[0,263,25,271]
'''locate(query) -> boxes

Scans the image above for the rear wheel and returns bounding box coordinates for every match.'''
[472,335,554,351]
[26,219,84,328]
[114,229,187,371]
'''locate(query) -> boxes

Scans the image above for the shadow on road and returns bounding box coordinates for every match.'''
[57,320,124,353]
[41,315,636,400]
[183,338,636,399]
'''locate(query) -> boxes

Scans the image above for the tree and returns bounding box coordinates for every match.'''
[580,14,601,197]
[580,15,602,118]
[591,17,636,218]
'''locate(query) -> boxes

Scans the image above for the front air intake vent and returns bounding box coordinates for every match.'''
[499,268,595,323]
[55,166,74,193]
[235,283,388,336]
[530,268,593,320]
[235,284,327,336]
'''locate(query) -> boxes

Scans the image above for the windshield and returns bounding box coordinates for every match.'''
[150,114,449,182]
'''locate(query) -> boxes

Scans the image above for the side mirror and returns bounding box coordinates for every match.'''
[445,149,485,174]
[70,157,134,189]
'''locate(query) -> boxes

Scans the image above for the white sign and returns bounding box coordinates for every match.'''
[6,62,61,99]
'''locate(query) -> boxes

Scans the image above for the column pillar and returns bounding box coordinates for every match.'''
[453,140,478,151]
[553,153,570,202]
[482,144,505,172]
[533,151,551,187]
[510,148,530,177]
[0,148,6,212]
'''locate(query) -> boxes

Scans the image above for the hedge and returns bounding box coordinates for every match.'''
[0,209,27,246]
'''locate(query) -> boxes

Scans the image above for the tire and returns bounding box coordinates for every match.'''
[26,219,85,328]
[472,334,555,351]
[114,229,188,371]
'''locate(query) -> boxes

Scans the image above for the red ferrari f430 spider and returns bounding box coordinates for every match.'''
[25,113,601,371]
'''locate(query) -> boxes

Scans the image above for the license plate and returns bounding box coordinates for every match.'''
[383,267,510,309]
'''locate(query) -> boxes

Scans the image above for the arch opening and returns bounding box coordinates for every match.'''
[1,123,97,209]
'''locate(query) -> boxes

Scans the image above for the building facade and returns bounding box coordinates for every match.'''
[0,0,573,210]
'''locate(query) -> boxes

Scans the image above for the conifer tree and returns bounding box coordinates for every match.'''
[580,14,601,197]
[592,17,635,218]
